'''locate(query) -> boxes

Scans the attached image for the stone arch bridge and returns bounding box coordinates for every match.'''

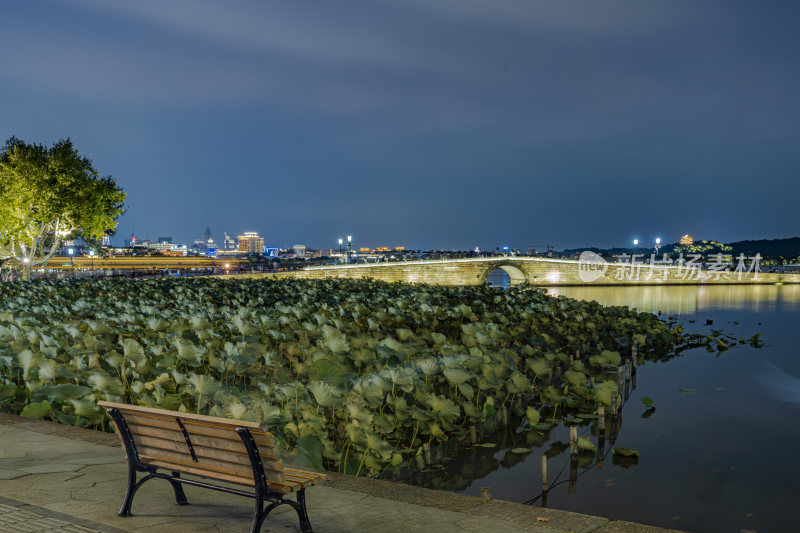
[266,256,799,286]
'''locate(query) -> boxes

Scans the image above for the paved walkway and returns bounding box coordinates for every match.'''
[0,414,677,533]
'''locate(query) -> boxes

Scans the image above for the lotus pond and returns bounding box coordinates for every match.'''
[392,284,800,533]
[0,278,707,470]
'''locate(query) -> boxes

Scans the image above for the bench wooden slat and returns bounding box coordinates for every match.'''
[120,412,276,448]
[98,401,264,429]
[129,426,281,461]
[131,435,287,482]
[139,448,252,478]
[285,468,325,483]
[142,458,301,494]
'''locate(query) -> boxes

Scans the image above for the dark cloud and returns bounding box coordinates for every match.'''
[1,0,798,250]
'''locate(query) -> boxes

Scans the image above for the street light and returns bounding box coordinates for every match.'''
[67,248,74,278]
[89,250,95,277]
[654,238,661,256]
[346,235,352,264]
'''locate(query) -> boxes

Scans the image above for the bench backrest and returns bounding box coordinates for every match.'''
[98,401,289,490]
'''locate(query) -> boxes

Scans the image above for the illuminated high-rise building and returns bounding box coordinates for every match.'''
[238,232,264,254]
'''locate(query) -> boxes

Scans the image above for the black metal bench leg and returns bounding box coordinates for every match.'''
[251,495,266,533]
[170,471,189,505]
[119,463,138,517]
[296,489,313,533]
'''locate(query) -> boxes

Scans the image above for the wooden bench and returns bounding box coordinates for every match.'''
[98,401,324,533]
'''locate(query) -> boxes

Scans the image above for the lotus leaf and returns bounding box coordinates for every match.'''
[428,395,460,421]
[443,368,471,386]
[527,358,550,377]
[307,381,339,408]
[526,406,540,425]
[21,400,51,419]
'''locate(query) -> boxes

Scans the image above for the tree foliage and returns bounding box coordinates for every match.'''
[0,137,125,277]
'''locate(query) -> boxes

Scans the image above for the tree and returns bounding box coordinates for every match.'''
[0,137,126,280]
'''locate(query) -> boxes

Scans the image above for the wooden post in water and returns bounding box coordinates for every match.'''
[625,360,631,381]
[569,425,578,455]
[423,442,431,465]
[596,433,605,470]
[469,425,477,445]
[541,454,548,491]
[617,366,625,394]
[501,406,508,427]
[568,454,578,495]
[597,406,605,431]
[610,391,618,416]
[481,486,492,501]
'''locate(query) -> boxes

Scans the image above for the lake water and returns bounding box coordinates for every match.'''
[397,284,800,533]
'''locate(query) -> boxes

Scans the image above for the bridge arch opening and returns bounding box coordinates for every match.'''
[484,264,527,288]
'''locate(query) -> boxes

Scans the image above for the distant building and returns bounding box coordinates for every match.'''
[680,234,695,246]
[147,242,188,255]
[223,232,236,250]
[293,244,306,258]
[238,232,264,254]
[157,237,173,243]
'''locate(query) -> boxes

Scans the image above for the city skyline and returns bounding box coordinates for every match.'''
[2,1,799,250]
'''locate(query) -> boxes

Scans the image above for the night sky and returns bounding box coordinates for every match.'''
[2,1,798,251]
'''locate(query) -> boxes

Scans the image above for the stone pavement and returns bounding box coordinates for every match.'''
[0,414,679,533]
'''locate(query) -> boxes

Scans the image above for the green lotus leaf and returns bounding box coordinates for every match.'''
[187,373,221,396]
[293,435,324,470]
[147,317,170,332]
[174,340,203,364]
[121,338,147,368]
[564,370,586,388]
[601,350,622,367]
[526,406,540,426]
[526,358,550,377]
[416,358,439,376]
[457,382,475,400]
[21,400,51,419]
[31,384,92,403]
[0,383,21,401]
[612,446,640,457]
[307,380,339,408]
[70,399,105,424]
[443,368,471,386]
[17,350,37,379]
[427,395,460,421]
[576,436,596,452]
[428,422,446,439]
[430,332,446,345]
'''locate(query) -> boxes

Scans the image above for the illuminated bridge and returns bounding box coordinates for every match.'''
[266,256,800,286]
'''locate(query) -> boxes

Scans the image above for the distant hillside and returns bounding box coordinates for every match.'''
[562,237,800,259]
[728,237,800,257]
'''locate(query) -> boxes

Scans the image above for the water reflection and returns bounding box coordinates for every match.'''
[547,284,800,315]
